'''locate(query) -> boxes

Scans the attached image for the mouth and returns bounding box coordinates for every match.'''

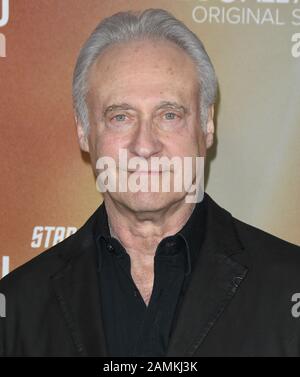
[118,167,170,173]
[133,170,161,175]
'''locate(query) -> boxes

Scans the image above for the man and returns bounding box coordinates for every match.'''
[0,9,299,357]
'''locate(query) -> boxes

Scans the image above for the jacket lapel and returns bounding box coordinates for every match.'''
[167,195,249,356]
[50,211,108,356]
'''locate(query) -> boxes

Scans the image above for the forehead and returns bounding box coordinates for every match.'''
[86,39,199,108]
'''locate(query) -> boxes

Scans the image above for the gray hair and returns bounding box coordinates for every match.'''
[72,8,217,134]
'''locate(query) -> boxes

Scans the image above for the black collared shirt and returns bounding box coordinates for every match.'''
[94,196,207,357]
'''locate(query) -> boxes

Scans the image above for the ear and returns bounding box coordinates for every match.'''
[75,115,90,152]
[205,105,214,149]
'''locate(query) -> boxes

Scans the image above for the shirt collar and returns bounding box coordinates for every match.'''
[177,194,207,275]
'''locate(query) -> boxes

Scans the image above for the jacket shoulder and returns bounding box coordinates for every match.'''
[0,205,100,294]
[234,217,299,255]
[205,193,299,260]
[232,217,300,281]
[0,236,68,295]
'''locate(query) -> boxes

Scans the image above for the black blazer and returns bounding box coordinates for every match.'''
[1,194,300,357]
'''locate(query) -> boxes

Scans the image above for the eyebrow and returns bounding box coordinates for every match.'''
[103,101,188,117]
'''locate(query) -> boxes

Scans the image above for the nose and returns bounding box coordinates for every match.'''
[128,120,163,159]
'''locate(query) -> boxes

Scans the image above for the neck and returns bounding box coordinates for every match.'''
[104,195,195,258]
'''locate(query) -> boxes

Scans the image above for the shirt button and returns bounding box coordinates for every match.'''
[107,243,114,252]
[166,241,176,248]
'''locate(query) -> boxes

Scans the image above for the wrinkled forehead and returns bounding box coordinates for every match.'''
[86,39,200,102]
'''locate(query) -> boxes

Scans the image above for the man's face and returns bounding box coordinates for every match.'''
[78,39,214,212]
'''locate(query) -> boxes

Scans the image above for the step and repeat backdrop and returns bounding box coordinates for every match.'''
[1,0,299,277]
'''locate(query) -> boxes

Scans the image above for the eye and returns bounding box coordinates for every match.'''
[163,112,178,120]
[112,114,127,122]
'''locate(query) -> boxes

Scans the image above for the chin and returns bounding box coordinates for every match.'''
[113,191,186,214]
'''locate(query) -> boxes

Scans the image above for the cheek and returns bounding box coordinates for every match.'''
[186,123,206,155]
[93,131,126,160]
[165,128,201,157]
